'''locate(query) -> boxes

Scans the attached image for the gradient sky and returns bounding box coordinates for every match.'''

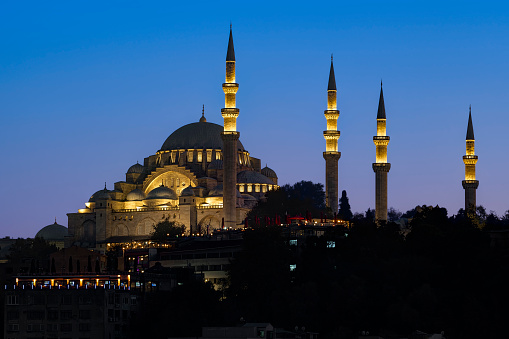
[1,1,509,237]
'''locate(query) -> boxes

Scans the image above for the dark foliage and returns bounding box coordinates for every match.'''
[222,205,509,338]
[151,218,186,242]
[338,190,353,220]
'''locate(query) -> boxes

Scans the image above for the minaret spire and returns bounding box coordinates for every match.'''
[323,56,341,214]
[221,26,240,229]
[372,82,391,223]
[462,106,478,212]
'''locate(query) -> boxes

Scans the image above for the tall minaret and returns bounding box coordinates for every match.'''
[323,56,341,214]
[462,106,479,212]
[221,26,240,228]
[372,81,391,222]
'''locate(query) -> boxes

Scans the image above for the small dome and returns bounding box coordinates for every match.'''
[261,166,277,179]
[208,184,242,198]
[36,222,67,241]
[126,189,145,201]
[146,185,177,200]
[181,186,195,197]
[237,170,274,185]
[241,194,257,201]
[208,159,223,170]
[89,188,111,202]
[127,162,144,174]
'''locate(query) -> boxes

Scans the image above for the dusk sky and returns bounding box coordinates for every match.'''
[1,1,509,237]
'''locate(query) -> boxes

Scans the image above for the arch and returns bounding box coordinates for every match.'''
[136,218,156,236]
[143,165,198,193]
[198,215,222,235]
[112,224,129,237]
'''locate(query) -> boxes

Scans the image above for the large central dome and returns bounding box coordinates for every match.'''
[160,121,245,152]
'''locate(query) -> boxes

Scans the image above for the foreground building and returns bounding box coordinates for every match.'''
[67,28,278,251]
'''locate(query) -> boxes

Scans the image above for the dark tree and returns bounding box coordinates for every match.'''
[387,207,402,222]
[338,190,353,221]
[151,219,186,242]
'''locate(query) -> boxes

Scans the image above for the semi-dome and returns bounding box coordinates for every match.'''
[160,121,245,152]
[241,193,257,201]
[146,185,177,200]
[36,221,68,241]
[181,186,195,197]
[127,162,144,174]
[261,166,277,179]
[89,188,111,202]
[208,159,223,170]
[237,170,274,185]
[126,188,146,201]
[208,184,242,198]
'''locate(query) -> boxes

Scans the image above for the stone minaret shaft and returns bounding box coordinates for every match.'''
[462,106,478,212]
[372,82,390,222]
[323,57,341,213]
[221,26,240,228]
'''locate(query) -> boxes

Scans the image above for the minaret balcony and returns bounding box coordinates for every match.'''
[221,108,239,118]
[462,180,479,189]
[323,130,341,139]
[324,110,340,120]
[373,136,390,146]
[463,155,478,165]
[222,83,239,93]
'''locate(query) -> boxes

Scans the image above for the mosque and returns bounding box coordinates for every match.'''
[66,28,278,250]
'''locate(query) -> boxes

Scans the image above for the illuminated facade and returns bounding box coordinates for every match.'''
[323,57,341,213]
[67,28,278,251]
[462,106,478,212]
[372,82,390,222]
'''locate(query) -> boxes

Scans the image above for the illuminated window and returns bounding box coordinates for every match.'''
[170,151,176,163]
[187,150,193,162]
[289,264,297,271]
[327,241,336,248]
[255,184,260,193]
[197,151,203,162]
[239,185,244,193]
[206,150,212,162]
[215,150,222,160]
[247,184,252,193]
[238,154,242,164]
[289,239,297,246]
[262,185,267,193]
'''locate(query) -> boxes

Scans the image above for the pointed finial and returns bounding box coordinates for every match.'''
[226,25,235,61]
[199,104,207,122]
[331,53,333,61]
[104,182,107,190]
[328,57,336,91]
[377,83,386,119]
[469,104,471,114]
[230,21,232,30]
[381,79,383,87]
[466,106,475,140]
[55,217,57,224]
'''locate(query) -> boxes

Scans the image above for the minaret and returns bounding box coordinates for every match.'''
[372,81,391,222]
[323,56,341,214]
[221,25,240,228]
[462,106,479,212]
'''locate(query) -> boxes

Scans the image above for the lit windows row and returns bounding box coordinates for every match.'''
[237,184,276,193]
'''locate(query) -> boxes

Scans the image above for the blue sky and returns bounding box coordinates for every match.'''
[1,1,509,237]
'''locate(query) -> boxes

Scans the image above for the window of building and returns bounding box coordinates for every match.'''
[255,184,260,193]
[60,323,72,332]
[7,311,19,320]
[60,310,73,320]
[79,323,90,332]
[206,150,212,162]
[47,310,59,320]
[6,295,19,305]
[239,185,244,192]
[61,295,72,305]
[197,151,203,162]
[27,311,44,320]
[79,310,91,319]
[326,241,336,248]
[247,184,252,193]
[130,296,137,305]
[290,264,297,271]
[7,324,19,332]
[187,150,193,162]
[47,323,58,332]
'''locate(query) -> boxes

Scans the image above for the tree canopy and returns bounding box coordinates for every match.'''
[151,219,186,242]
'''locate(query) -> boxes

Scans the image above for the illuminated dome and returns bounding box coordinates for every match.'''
[208,159,223,170]
[36,221,67,241]
[146,185,177,200]
[126,188,145,201]
[261,166,277,179]
[181,186,195,196]
[208,184,242,198]
[160,121,245,152]
[89,188,111,202]
[127,162,144,174]
[237,170,274,185]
